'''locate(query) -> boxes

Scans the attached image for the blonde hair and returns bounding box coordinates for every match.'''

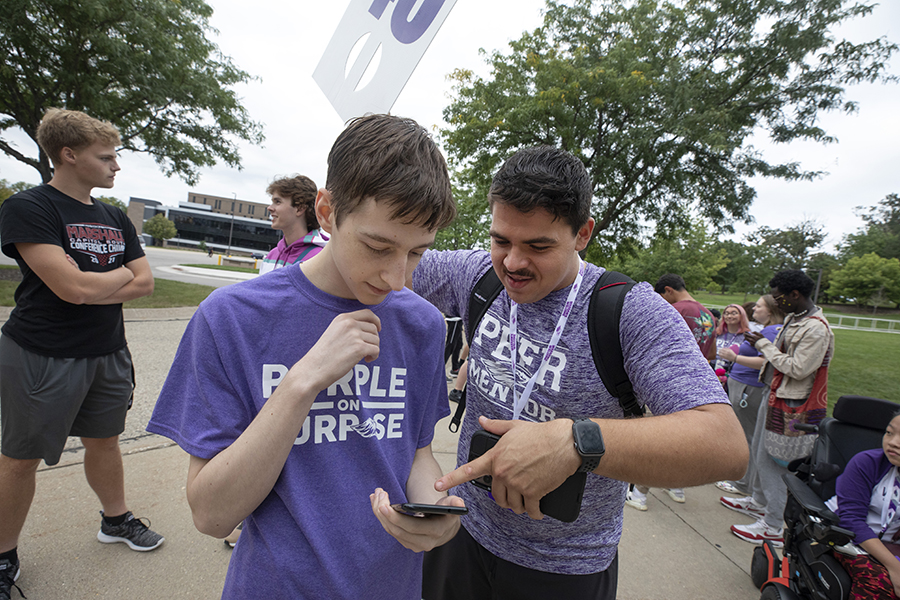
[37,108,121,166]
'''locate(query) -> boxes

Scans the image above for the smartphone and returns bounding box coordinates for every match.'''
[391,503,469,518]
[467,429,586,523]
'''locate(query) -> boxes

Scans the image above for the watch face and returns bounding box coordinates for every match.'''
[575,421,604,455]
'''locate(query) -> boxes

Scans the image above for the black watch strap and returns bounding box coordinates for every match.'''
[573,418,604,473]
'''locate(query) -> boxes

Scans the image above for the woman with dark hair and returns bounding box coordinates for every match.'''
[715,295,785,495]
[827,410,900,599]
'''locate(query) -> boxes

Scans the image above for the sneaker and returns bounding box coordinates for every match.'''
[731,519,784,547]
[715,480,744,494]
[448,389,463,404]
[0,556,24,600]
[665,488,686,503]
[97,511,164,552]
[720,495,765,518]
[625,489,647,511]
[224,521,243,548]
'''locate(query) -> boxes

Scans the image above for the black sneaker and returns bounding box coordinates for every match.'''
[448,389,463,404]
[97,511,164,552]
[0,555,24,600]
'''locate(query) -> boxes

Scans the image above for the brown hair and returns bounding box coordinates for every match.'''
[267,175,319,229]
[759,294,786,326]
[36,108,121,166]
[325,114,455,230]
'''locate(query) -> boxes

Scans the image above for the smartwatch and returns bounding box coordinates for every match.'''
[572,418,605,473]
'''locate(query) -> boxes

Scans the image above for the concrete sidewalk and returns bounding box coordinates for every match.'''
[7,308,762,599]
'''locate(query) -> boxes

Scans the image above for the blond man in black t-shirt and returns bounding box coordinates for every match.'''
[0,109,163,599]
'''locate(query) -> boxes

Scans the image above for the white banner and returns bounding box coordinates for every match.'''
[314,0,458,123]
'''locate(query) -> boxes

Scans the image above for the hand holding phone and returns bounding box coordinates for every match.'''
[391,503,469,518]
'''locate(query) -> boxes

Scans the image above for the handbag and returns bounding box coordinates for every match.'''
[763,316,831,467]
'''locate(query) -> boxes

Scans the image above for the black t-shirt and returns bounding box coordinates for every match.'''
[0,184,145,357]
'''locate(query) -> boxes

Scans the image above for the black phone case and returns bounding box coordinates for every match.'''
[468,429,586,522]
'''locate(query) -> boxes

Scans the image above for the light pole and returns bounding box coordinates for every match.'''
[806,268,823,305]
[227,192,236,255]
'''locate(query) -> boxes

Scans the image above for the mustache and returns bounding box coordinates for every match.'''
[504,268,535,279]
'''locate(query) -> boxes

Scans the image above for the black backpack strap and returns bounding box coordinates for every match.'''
[588,270,643,418]
[450,268,505,432]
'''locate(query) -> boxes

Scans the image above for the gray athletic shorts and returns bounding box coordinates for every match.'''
[0,335,134,465]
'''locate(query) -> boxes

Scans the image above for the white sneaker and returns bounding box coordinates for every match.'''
[720,495,766,518]
[665,488,686,503]
[625,489,648,511]
[715,481,743,494]
[731,519,784,547]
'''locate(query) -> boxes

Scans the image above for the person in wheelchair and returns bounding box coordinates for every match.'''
[827,408,900,599]
[752,396,900,600]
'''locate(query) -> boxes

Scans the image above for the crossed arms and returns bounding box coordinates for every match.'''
[16,242,153,304]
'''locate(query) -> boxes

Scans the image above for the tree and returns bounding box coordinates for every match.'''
[433,179,491,251]
[607,221,729,291]
[828,253,900,310]
[143,213,177,245]
[744,219,827,273]
[0,0,264,184]
[839,193,900,261]
[0,178,32,205]
[441,0,897,257]
[97,196,126,212]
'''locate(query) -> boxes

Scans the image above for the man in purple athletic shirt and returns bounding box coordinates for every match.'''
[413,146,747,600]
[149,115,461,600]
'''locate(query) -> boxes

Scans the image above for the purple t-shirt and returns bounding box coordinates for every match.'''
[729,324,782,387]
[147,266,449,599]
[836,449,896,547]
[412,250,729,575]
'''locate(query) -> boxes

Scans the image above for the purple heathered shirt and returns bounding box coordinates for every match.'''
[412,250,729,575]
[148,266,449,599]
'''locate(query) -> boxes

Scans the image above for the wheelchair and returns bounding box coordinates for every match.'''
[750,395,898,600]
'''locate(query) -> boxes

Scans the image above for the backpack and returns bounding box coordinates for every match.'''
[448,267,644,431]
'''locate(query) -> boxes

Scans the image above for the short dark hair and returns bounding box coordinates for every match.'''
[654,274,686,294]
[267,175,318,229]
[769,270,815,298]
[325,114,455,231]
[487,146,592,234]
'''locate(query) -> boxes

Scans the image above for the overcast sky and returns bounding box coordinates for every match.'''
[1,0,897,253]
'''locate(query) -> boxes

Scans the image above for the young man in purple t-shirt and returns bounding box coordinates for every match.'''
[148,115,462,599]
[413,146,746,599]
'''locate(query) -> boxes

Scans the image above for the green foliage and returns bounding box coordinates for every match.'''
[710,220,829,297]
[829,253,900,309]
[433,180,491,250]
[0,178,32,204]
[198,240,208,253]
[97,195,126,212]
[603,221,729,290]
[840,193,900,262]
[0,0,264,184]
[441,0,897,258]
[745,220,827,273]
[143,213,177,243]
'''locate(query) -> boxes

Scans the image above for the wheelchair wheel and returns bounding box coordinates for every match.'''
[760,583,798,600]
[751,546,770,589]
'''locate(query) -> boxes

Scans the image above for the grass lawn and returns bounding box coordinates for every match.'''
[123,278,217,308]
[827,329,900,412]
[182,263,259,274]
[0,276,216,309]
[694,291,900,321]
